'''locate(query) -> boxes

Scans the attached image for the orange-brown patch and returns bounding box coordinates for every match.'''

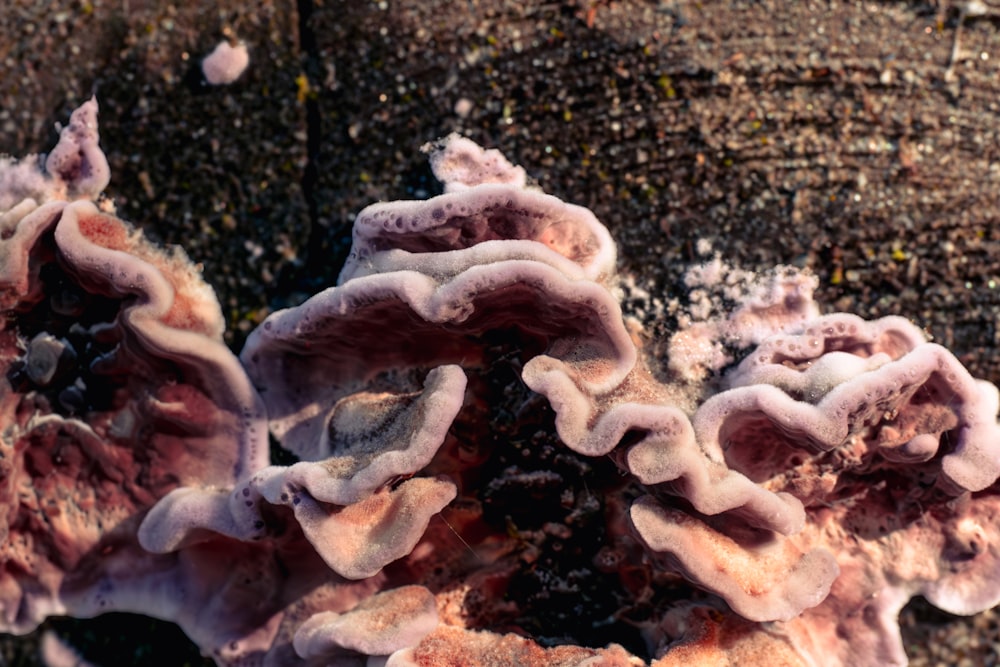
[76,213,129,251]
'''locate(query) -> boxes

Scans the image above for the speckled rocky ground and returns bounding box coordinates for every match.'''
[2,0,1000,665]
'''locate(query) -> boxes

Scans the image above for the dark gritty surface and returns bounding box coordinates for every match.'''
[2,0,999,664]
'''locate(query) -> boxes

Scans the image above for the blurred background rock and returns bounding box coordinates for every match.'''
[2,1,999,664]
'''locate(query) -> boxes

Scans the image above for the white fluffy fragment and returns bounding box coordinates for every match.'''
[202,40,249,85]
[423,133,527,192]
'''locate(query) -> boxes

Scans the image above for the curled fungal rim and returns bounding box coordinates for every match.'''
[340,183,617,285]
[242,258,638,461]
[53,200,269,479]
[707,314,1000,492]
[0,127,269,638]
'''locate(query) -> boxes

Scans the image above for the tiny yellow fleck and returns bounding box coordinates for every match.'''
[891,248,906,262]
[657,74,672,90]
[563,109,573,122]
[295,73,311,103]
[359,171,371,183]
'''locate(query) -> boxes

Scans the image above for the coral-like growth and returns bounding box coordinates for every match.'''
[2,102,999,667]
[0,105,265,635]
[0,98,109,212]
[653,314,1000,665]
[293,586,438,662]
[238,133,827,636]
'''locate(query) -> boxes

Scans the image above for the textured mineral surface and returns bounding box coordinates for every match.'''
[3,1,1000,665]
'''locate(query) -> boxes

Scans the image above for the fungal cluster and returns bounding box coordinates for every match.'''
[1,101,999,667]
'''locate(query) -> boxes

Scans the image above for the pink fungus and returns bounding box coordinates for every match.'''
[1,106,999,667]
[0,102,266,641]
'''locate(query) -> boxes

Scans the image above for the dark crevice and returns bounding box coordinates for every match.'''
[296,0,326,291]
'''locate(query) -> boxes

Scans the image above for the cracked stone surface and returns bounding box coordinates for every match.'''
[2,0,1000,665]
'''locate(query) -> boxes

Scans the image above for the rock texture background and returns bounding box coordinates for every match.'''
[2,1,999,664]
